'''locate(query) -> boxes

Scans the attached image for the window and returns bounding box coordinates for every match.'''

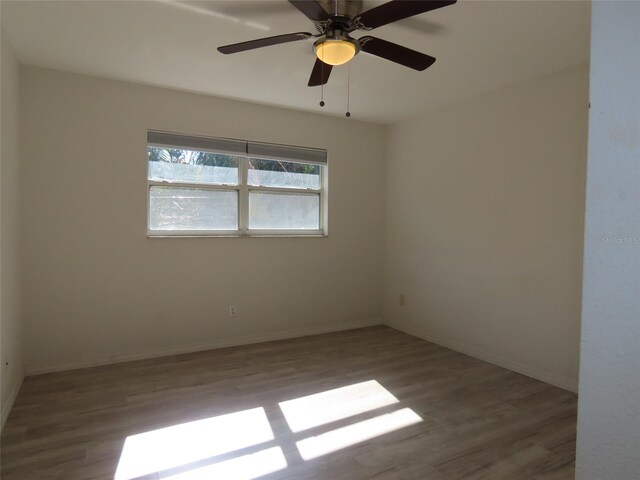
[147,131,327,236]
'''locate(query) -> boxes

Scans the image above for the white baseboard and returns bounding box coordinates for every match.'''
[1,375,24,430]
[385,321,578,393]
[26,318,383,376]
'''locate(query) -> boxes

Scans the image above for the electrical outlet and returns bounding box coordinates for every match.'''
[229,305,237,317]
[399,294,406,306]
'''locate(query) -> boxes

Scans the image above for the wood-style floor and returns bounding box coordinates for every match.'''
[0,326,577,479]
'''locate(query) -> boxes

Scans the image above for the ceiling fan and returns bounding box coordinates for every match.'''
[217,0,456,87]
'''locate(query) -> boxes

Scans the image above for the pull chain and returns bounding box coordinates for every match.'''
[320,51,325,107]
[346,62,351,118]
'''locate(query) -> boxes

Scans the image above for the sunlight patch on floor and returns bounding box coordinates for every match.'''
[116,381,421,478]
[296,407,423,460]
[115,407,274,480]
[279,380,399,433]
[159,447,287,480]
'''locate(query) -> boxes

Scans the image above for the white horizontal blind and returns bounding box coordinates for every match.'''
[247,142,327,166]
[147,131,246,156]
[148,131,328,165]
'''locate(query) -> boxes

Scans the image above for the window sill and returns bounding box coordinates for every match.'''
[147,233,328,239]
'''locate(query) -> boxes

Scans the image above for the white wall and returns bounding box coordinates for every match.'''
[1,29,24,426]
[384,66,589,391]
[576,2,640,478]
[20,66,386,374]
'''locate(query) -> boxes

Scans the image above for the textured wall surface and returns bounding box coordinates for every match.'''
[21,67,386,374]
[384,66,589,391]
[575,2,640,479]
[1,29,24,427]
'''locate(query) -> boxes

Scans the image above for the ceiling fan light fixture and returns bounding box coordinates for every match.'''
[314,38,358,66]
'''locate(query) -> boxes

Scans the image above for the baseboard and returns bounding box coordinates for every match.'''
[26,318,383,376]
[385,321,578,393]
[1,375,24,430]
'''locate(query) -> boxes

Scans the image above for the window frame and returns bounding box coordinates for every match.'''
[146,133,328,238]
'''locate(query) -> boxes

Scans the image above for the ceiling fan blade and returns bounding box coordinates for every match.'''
[289,0,330,22]
[308,58,333,86]
[354,0,456,30]
[359,36,436,71]
[218,32,312,54]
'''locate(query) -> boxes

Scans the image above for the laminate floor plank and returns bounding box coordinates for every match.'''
[1,326,577,479]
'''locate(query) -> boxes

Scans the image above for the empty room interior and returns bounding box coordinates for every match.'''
[1,1,638,479]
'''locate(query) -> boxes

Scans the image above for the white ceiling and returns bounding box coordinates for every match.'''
[2,0,590,124]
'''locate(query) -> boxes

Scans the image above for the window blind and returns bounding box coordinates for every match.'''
[147,131,246,156]
[247,141,327,166]
[148,131,328,166]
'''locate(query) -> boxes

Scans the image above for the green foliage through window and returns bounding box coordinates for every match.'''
[148,147,319,175]
[147,147,237,168]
